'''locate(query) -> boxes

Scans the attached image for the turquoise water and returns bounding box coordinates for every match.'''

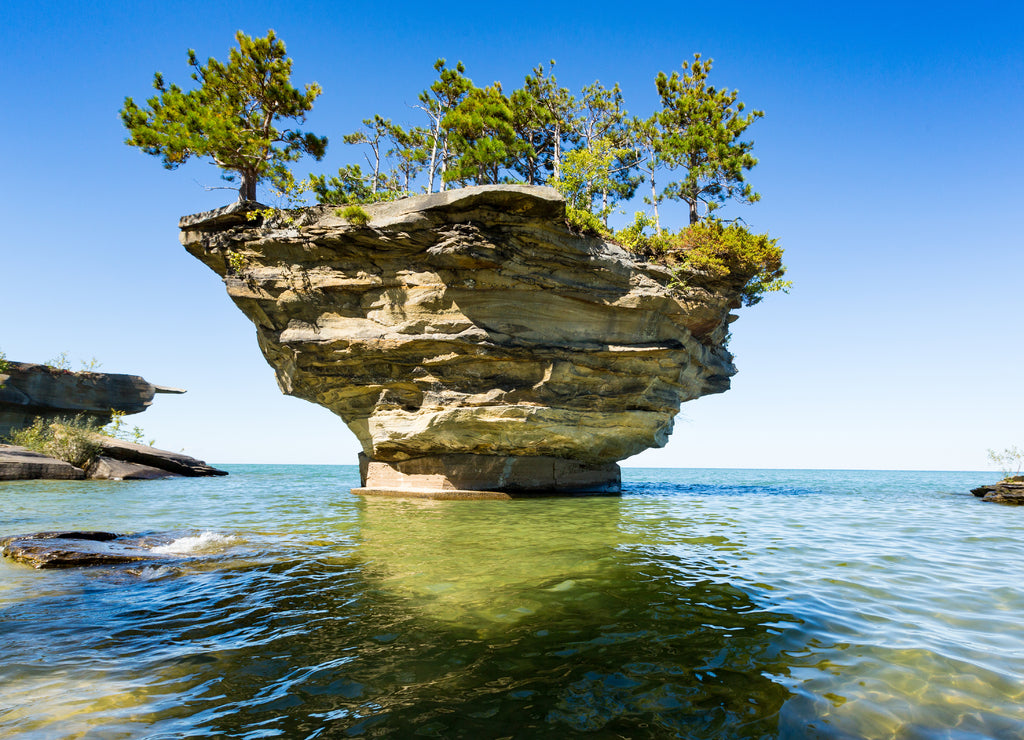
[1,466,1022,738]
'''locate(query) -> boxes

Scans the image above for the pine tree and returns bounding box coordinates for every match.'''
[628,115,667,233]
[442,83,525,185]
[508,85,553,185]
[522,61,576,181]
[415,59,474,192]
[655,54,763,224]
[308,164,374,204]
[385,123,428,192]
[575,81,638,222]
[344,115,394,195]
[121,30,326,202]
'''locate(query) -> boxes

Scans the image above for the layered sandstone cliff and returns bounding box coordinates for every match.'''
[180,185,741,495]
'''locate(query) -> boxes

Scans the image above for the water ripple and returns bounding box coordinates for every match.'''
[1,466,1022,738]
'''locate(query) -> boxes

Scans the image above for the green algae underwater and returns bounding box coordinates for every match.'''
[1,466,1022,738]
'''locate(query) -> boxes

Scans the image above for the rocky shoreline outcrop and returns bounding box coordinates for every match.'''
[0,362,184,440]
[971,477,1024,504]
[180,185,743,496]
[1,531,164,568]
[0,363,225,481]
[0,438,227,481]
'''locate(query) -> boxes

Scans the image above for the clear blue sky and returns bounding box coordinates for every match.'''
[3,1,1022,470]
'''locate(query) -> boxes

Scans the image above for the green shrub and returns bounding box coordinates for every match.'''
[7,415,103,469]
[670,220,791,306]
[617,216,791,306]
[988,446,1024,481]
[227,252,247,273]
[340,204,371,226]
[6,417,49,452]
[45,352,72,371]
[105,409,154,446]
[615,212,676,258]
[564,206,608,237]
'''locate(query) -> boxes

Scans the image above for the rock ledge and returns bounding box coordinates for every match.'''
[971,477,1024,504]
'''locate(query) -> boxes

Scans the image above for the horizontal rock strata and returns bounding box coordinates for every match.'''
[358,453,621,499]
[0,440,227,481]
[972,478,1024,504]
[0,361,184,440]
[180,185,742,495]
[87,435,228,478]
[0,444,86,480]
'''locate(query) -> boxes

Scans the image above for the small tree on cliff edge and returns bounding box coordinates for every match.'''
[656,54,763,224]
[121,30,327,202]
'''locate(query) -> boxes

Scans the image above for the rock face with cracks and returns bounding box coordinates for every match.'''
[180,185,741,494]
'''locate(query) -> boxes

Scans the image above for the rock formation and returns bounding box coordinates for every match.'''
[0,445,87,480]
[0,531,163,568]
[0,361,184,440]
[0,362,226,480]
[971,477,1024,504]
[0,438,227,481]
[180,185,743,496]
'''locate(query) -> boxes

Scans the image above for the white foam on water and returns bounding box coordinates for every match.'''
[150,531,239,555]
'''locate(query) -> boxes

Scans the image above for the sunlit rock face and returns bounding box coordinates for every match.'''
[180,185,739,494]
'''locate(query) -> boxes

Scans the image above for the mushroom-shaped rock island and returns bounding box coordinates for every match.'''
[180,185,742,497]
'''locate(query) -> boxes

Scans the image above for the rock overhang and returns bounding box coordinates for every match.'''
[180,185,740,494]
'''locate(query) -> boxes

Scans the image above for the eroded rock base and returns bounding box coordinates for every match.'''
[354,453,621,499]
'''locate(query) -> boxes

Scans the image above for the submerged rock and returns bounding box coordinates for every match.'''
[1,530,239,568]
[180,185,743,495]
[0,531,162,568]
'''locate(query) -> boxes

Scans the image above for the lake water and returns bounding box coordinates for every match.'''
[1,466,1021,739]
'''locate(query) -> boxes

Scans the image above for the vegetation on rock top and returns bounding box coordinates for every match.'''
[6,411,154,469]
[123,31,789,306]
[988,446,1024,481]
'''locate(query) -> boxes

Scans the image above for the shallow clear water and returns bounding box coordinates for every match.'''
[1,466,1021,739]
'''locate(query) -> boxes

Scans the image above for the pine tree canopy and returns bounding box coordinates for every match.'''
[121,30,327,202]
[654,54,764,224]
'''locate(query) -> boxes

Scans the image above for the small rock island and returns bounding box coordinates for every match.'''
[181,185,743,497]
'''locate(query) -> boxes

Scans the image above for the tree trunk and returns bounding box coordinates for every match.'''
[651,171,661,235]
[553,124,561,180]
[239,171,257,202]
[426,128,440,192]
[689,199,699,225]
[439,141,449,191]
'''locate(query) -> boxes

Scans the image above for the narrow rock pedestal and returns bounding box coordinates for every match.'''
[355,454,621,499]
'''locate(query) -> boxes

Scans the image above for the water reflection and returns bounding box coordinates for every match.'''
[8,468,1019,738]
[208,496,795,737]
[0,493,797,738]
